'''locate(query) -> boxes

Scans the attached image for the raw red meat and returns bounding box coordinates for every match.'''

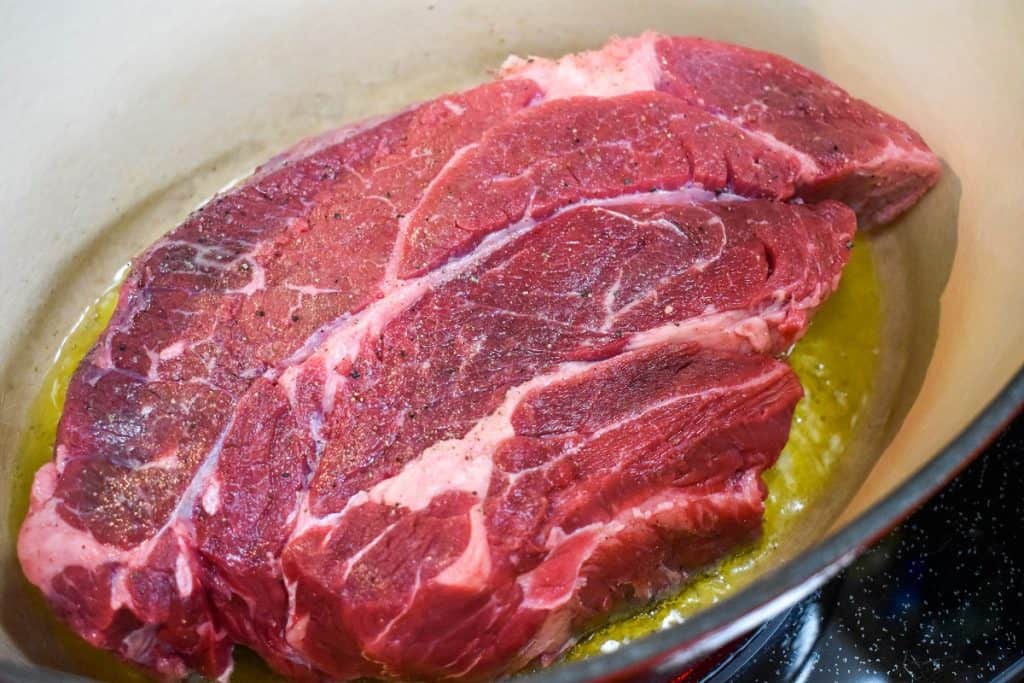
[18,33,937,681]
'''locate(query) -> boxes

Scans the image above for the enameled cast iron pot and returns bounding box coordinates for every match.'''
[1,2,1022,681]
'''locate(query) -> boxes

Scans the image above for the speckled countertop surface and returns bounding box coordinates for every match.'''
[708,413,1024,682]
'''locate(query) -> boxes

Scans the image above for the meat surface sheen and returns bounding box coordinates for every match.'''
[18,33,935,681]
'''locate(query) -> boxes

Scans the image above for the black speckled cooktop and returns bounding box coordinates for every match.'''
[704,413,1024,682]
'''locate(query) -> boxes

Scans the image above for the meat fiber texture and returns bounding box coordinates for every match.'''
[18,33,939,681]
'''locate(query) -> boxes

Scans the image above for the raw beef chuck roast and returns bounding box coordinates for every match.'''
[18,32,939,680]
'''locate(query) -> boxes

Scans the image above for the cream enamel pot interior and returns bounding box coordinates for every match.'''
[1,2,1022,681]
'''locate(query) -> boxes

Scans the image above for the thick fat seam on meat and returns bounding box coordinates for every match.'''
[386,365,769,608]
[501,35,824,178]
[315,355,789,602]
[501,32,941,228]
[273,187,717,397]
[623,273,833,355]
